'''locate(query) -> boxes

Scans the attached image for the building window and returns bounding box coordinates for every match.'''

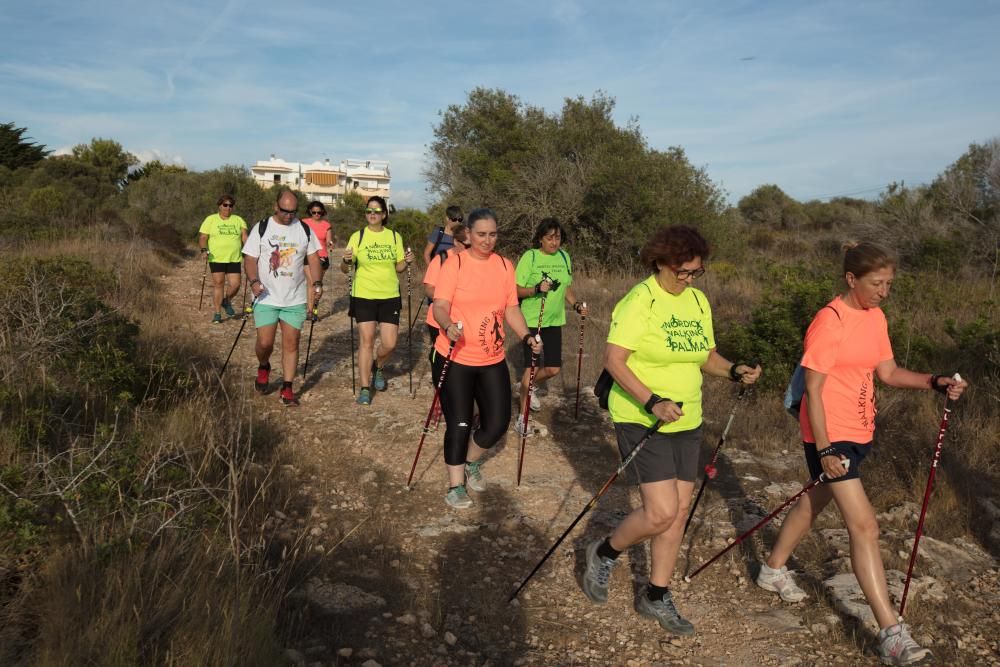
[273,174,281,184]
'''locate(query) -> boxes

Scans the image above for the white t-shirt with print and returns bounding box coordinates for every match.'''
[242,218,320,307]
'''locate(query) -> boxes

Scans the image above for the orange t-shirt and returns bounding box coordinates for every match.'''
[303,219,331,257]
[423,249,457,327]
[799,296,894,444]
[432,252,518,366]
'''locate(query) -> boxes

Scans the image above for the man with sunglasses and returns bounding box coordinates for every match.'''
[199,194,248,324]
[242,189,323,406]
[422,205,464,265]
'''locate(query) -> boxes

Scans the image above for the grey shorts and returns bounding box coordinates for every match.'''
[614,422,703,484]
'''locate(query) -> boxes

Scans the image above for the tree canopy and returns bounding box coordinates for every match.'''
[0,122,50,170]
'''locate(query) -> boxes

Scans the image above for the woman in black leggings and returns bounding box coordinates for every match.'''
[430,208,542,509]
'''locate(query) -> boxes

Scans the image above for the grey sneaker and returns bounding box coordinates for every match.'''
[445,485,473,509]
[465,460,486,492]
[529,389,541,411]
[637,587,695,636]
[756,563,808,602]
[877,624,930,665]
[513,416,531,438]
[581,540,617,604]
[373,366,387,391]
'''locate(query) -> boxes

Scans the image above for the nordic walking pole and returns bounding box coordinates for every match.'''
[899,373,961,617]
[407,248,413,394]
[348,262,356,395]
[683,359,760,536]
[302,304,319,376]
[198,252,209,310]
[407,299,425,336]
[684,460,849,583]
[240,268,248,314]
[517,293,547,487]
[509,415,676,602]
[406,323,461,488]
[573,303,587,419]
[220,298,256,378]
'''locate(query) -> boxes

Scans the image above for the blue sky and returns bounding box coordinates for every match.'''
[2,0,998,208]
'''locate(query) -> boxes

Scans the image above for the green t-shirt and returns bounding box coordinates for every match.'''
[348,227,405,299]
[515,248,573,328]
[199,213,247,263]
[606,276,715,433]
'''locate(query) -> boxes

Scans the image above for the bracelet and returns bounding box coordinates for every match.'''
[929,374,948,395]
[200,247,207,253]
[342,257,352,264]
[534,282,542,295]
[312,281,323,287]
[643,393,663,414]
[729,362,746,382]
[817,446,838,459]
[573,302,582,313]
[249,278,261,286]
[522,334,534,346]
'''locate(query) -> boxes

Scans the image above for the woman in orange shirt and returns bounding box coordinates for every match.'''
[431,208,542,509]
[755,242,968,665]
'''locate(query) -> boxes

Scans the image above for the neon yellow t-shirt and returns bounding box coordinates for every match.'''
[516,248,573,328]
[348,227,405,300]
[198,213,247,263]
[606,276,715,433]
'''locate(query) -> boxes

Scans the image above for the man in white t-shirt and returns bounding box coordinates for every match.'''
[243,189,322,406]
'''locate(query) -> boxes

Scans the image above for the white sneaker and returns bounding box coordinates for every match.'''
[877,623,930,665]
[513,416,531,438]
[755,563,808,602]
[529,389,541,411]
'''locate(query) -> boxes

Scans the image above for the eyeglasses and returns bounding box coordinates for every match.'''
[220,203,234,208]
[309,210,324,215]
[365,207,383,214]
[277,205,296,215]
[448,216,464,223]
[673,266,706,280]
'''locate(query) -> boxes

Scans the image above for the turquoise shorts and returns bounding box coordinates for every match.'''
[254,303,307,330]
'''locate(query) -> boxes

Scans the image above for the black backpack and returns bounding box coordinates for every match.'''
[257,216,312,241]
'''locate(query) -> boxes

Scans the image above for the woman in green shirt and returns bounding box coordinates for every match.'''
[513,218,588,434]
[580,225,760,636]
[340,196,414,405]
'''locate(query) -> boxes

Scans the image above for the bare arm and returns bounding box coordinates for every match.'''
[875,359,968,400]
[422,240,435,265]
[604,343,683,423]
[504,306,542,355]
[700,348,762,384]
[199,233,209,251]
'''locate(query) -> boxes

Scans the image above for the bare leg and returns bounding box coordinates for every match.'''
[607,480,682,572]
[211,272,225,313]
[357,321,375,387]
[518,366,559,413]
[648,479,695,586]
[224,273,241,302]
[376,322,399,367]
[278,320,301,383]
[830,480,897,629]
[255,324,276,366]
[766,484,834,569]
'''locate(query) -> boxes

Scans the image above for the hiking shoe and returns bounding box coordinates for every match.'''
[637,586,695,636]
[445,485,473,509]
[279,386,299,407]
[465,460,486,492]
[877,623,930,665]
[373,365,387,391]
[513,416,531,438]
[529,388,541,411]
[222,299,236,318]
[211,312,222,324]
[356,387,372,406]
[582,540,617,604]
[254,364,270,393]
[756,563,808,602]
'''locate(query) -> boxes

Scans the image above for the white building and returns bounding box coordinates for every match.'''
[251,156,391,205]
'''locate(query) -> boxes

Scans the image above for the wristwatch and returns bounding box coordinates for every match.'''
[644,394,663,414]
[249,278,261,286]
[312,281,323,288]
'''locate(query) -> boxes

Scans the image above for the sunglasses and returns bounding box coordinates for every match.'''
[277,205,296,215]
[310,209,324,215]
[365,207,384,214]
[220,203,234,208]
[448,216,464,223]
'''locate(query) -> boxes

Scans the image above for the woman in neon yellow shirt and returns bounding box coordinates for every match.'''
[340,196,414,405]
[580,225,760,636]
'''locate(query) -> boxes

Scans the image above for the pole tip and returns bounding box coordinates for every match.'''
[683,576,691,583]
[456,321,463,330]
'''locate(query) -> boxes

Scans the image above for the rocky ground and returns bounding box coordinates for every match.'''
[168,254,999,666]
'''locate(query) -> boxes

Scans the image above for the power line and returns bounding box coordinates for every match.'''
[807,184,892,201]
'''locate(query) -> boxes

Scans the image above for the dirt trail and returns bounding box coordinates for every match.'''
[164,254,998,667]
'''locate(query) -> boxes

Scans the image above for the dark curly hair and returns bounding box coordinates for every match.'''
[532,218,569,247]
[639,225,710,274]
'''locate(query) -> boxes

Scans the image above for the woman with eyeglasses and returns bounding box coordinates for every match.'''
[199,194,248,324]
[341,195,414,405]
[303,201,332,318]
[754,242,967,665]
[431,208,542,509]
[422,205,464,265]
[581,225,760,636]
[513,218,588,433]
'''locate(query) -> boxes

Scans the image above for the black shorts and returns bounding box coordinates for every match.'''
[803,441,870,482]
[319,256,331,270]
[209,262,241,274]
[615,423,702,484]
[521,325,562,369]
[350,296,402,325]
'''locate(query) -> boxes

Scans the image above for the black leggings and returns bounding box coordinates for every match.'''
[432,355,512,466]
